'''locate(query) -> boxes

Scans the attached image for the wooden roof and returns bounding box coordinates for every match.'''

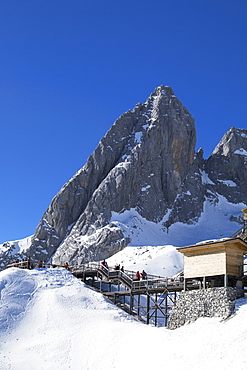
[178,237,247,255]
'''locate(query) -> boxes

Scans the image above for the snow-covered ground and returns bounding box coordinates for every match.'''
[1,246,247,370]
[106,244,183,277]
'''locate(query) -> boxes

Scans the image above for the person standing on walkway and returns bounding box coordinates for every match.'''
[141,270,147,279]
[135,271,140,280]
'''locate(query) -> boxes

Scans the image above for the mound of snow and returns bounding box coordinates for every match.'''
[106,245,183,277]
[1,266,247,369]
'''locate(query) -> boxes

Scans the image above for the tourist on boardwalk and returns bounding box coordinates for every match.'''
[64,262,69,269]
[115,264,120,270]
[141,270,147,279]
[101,260,108,269]
[121,266,124,272]
[135,271,141,280]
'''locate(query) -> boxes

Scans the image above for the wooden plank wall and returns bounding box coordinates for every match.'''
[184,251,226,278]
[226,246,243,276]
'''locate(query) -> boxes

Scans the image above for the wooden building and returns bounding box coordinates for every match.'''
[178,237,247,289]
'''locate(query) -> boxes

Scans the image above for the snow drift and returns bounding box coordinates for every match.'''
[1,249,247,370]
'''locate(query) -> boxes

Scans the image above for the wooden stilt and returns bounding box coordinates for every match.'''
[137,294,140,317]
[154,293,158,327]
[224,274,228,287]
[147,295,150,325]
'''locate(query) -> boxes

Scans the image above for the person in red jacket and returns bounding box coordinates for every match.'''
[141,270,147,279]
[135,271,141,280]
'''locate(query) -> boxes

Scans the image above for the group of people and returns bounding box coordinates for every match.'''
[114,264,124,272]
[36,261,69,269]
[135,270,147,280]
[101,260,124,272]
[100,260,148,281]
[11,258,69,270]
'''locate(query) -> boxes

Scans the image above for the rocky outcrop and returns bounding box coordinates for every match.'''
[1,86,247,268]
[205,127,247,204]
[163,127,247,232]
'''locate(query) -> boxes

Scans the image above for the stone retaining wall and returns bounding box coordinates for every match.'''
[168,287,243,330]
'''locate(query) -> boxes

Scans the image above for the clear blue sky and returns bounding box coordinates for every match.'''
[0,0,246,243]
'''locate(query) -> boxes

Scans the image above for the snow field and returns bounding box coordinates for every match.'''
[0,253,247,369]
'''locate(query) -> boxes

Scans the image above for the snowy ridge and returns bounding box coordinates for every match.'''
[107,244,183,276]
[1,255,247,369]
[110,195,245,248]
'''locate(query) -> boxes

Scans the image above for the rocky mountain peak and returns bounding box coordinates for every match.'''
[0,87,246,269]
[212,127,247,156]
[27,85,196,264]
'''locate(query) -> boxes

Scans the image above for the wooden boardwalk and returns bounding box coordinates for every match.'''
[70,262,192,293]
[70,262,200,326]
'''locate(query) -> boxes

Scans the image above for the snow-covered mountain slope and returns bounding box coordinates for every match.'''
[106,244,183,276]
[0,236,32,269]
[109,197,246,248]
[1,264,247,370]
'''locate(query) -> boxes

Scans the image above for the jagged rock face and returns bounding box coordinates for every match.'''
[164,128,247,229]
[205,128,247,204]
[1,87,247,269]
[26,86,196,264]
[162,148,206,228]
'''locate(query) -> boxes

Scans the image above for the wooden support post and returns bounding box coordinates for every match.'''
[154,294,158,327]
[147,295,150,325]
[137,294,140,317]
[183,278,187,290]
[224,274,228,288]
[130,294,133,314]
[203,276,206,289]
[165,294,168,327]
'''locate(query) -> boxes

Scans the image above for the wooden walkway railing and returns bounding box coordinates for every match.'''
[6,260,68,270]
[7,259,187,292]
[70,262,186,293]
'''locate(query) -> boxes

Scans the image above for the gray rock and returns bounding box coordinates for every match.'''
[168,287,239,330]
[1,87,247,269]
[51,86,196,264]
